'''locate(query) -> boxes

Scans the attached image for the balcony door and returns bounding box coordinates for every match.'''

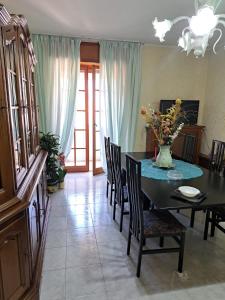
[65,64,103,174]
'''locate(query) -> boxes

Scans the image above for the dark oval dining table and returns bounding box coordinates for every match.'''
[121,152,225,211]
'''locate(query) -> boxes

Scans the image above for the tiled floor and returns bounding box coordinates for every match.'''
[40,173,225,300]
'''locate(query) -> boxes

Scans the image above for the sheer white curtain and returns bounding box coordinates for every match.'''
[32,34,81,156]
[100,40,141,161]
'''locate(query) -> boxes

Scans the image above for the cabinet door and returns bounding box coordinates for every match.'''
[0,213,30,300]
[17,30,35,167]
[2,25,27,187]
[28,189,40,271]
[0,109,16,210]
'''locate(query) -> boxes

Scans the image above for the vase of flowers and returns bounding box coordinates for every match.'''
[141,98,184,168]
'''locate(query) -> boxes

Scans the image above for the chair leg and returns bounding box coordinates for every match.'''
[136,239,143,278]
[119,202,124,232]
[127,229,132,256]
[210,211,216,237]
[204,209,210,240]
[113,199,116,220]
[190,209,195,228]
[110,184,113,206]
[106,181,109,198]
[178,232,185,273]
[159,236,164,247]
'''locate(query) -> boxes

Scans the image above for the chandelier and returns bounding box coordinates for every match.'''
[152,0,225,57]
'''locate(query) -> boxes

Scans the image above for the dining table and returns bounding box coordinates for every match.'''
[121,152,225,211]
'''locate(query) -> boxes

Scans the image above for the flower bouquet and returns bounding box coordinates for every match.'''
[140,98,184,168]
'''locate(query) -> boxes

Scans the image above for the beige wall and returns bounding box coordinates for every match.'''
[202,48,225,155]
[134,44,208,152]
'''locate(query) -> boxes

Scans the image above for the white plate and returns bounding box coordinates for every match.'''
[178,186,200,198]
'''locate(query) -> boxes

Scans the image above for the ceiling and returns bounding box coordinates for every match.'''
[2,0,225,45]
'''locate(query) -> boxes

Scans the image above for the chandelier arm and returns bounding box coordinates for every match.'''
[171,16,190,26]
[217,19,225,27]
[181,26,190,50]
[212,28,222,54]
[217,14,225,20]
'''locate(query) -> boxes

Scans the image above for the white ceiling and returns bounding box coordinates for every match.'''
[2,0,225,45]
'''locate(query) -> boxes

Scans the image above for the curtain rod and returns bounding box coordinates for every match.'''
[32,32,144,45]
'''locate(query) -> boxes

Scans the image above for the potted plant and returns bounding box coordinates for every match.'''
[40,132,61,193]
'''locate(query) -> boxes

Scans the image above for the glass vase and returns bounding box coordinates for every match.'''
[155,145,173,168]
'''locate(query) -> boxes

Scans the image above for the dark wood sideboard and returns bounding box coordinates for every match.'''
[146,125,205,164]
[0,6,50,300]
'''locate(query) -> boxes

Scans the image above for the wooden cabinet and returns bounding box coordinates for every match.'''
[0,5,50,300]
[0,213,30,300]
[146,125,205,164]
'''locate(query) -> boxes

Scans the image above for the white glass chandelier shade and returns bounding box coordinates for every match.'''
[153,1,225,57]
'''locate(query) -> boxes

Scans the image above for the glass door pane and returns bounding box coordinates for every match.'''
[65,67,89,172]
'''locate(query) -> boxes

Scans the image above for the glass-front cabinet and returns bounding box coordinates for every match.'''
[0,25,39,197]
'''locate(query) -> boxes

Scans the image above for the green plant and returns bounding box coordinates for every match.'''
[40,132,61,184]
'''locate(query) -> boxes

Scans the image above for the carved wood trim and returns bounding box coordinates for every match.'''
[0,5,36,65]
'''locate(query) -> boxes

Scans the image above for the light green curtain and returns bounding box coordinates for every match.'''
[32,34,81,156]
[100,40,141,152]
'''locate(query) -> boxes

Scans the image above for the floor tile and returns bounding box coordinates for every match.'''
[67,204,90,216]
[40,269,66,300]
[67,227,96,247]
[45,230,67,248]
[66,245,100,268]
[50,205,68,217]
[41,172,225,300]
[48,216,67,231]
[67,214,93,229]
[43,247,66,271]
[66,265,106,298]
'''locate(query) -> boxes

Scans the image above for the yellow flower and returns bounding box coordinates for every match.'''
[176,98,182,105]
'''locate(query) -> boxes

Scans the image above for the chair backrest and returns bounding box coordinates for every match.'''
[104,136,114,183]
[209,140,225,173]
[182,134,196,163]
[111,143,123,206]
[126,154,143,240]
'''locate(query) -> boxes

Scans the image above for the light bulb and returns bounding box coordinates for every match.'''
[190,6,218,36]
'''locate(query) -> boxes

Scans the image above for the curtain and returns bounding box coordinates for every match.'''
[32,34,81,156]
[100,40,141,152]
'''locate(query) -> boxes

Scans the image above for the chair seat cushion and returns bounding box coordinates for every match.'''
[213,206,225,218]
[143,210,186,237]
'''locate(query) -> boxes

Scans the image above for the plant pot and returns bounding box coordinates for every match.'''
[47,180,58,193]
[155,145,174,168]
[59,181,64,189]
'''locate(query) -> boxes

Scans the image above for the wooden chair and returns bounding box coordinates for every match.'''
[126,154,186,277]
[104,137,114,205]
[182,134,196,163]
[204,140,225,240]
[179,134,200,227]
[111,143,129,232]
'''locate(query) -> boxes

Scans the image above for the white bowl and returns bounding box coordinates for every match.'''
[178,186,200,198]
